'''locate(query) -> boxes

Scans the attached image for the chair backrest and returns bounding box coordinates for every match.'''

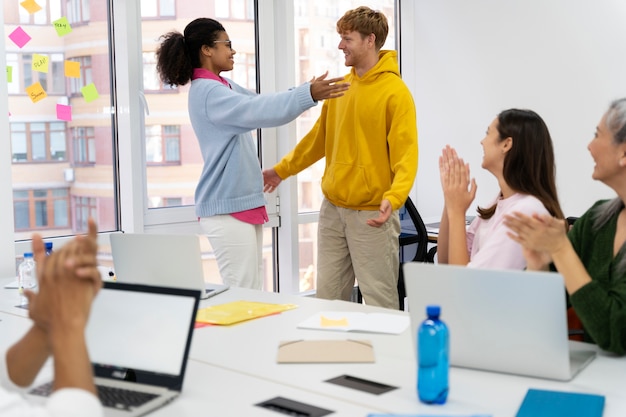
[397,196,432,310]
[400,196,429,262]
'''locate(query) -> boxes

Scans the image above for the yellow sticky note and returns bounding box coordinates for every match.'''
[20,0,42,14]
[32,54,49,73]
[320,315,349,327]
[81,82,99,103]
[6,66,12,83]
[26,82,47,103]
[64,60,80,78]
[53,17,72,37]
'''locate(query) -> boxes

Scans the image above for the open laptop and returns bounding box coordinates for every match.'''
[110,233,229,300]
[29,281,201,416]
[403,262,597,381]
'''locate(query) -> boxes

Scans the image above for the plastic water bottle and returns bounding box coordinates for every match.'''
[17,252,36,305]
[417,304,449,404]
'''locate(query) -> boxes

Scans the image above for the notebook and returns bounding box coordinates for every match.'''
[29,281,201,416]
[110,233,229,300]
[516,388,605,417]
[403,263,597,381]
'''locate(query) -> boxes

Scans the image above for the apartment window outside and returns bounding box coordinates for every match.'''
[18,0,62,24]
[215,0,254,20]
[11,122,67,162]
[74,195,97,232]
[68,56,92,95]
[140,0,175,18]
[6,53,65,94]
[145,125,180,164]
[72,126,96,165]
[142,52,176,92]
[13,188,70,231]
[66,0,90,24]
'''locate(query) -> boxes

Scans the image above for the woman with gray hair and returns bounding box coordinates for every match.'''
[504,98,626,355]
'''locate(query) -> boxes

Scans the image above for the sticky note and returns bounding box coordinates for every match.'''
[53,17,72,37]
[6,66,12,83]
[81,82,99,102]
[32,54,49,73]
[26,82,47,103]
[320,315,349,327]
[56,104,72,121]
[8,27,32,49]
[64,60,80,78]
[20,0,42,14]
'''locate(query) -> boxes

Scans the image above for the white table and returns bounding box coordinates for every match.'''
[2,278,626,416]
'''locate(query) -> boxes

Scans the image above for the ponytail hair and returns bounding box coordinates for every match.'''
[156,18,226,87]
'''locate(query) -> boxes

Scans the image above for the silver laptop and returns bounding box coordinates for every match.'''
[403,262,596,381]
[110,233,229,300]
[29,281,201,416]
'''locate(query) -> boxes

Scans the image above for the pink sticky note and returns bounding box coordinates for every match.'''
[9,27,32,49]
[56,104,72,121]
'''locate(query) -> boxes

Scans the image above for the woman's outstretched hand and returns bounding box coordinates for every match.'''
[309,71,349,101]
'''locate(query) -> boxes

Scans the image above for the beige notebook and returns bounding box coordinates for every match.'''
[277,339,374,363]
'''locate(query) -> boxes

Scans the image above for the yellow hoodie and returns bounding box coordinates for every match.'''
[274,50,418,211]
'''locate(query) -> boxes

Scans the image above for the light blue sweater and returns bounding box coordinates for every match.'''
[188,78,316,217]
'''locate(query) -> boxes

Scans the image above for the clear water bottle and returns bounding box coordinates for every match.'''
[17,252,36,305]
[417,304,449,404]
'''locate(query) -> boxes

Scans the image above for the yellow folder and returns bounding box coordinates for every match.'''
[196,300,298,325]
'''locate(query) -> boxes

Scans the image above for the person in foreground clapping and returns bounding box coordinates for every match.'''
[1,218,103,416]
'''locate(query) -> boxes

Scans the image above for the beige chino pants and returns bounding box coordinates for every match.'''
[315,199,400,309]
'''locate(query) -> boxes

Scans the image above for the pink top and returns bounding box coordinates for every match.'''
[192,68,268,225]
[466,193,550,269]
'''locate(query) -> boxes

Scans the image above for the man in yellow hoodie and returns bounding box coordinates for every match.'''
[263,6,418,309]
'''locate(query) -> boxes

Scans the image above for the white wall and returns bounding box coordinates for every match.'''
[403,0,626,219]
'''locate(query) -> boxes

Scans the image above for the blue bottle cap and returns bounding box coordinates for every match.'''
[45,242,53,250]
[23,252,33,258]
[426,305,441,316]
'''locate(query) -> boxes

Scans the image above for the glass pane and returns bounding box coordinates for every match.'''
[54,199,69,226]
[14,201,30,229]
[4,1,118,240]
[298,222,318,293]
[31,133,47,160]
[159,0,175,17]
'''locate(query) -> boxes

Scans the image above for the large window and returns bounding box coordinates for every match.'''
[4,0,117,242]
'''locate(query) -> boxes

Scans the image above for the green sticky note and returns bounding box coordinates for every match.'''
[6,66,12,83]
[81,82,99,103]
[53,16,72,37]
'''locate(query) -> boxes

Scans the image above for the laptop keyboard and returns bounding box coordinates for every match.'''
[30,382,159,410]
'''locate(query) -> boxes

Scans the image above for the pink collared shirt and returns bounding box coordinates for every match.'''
[192,67,268,225]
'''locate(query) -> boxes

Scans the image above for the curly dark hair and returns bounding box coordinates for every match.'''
[155,18,225,87]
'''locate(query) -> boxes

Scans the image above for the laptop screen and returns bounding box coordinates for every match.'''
[85,282,201,389]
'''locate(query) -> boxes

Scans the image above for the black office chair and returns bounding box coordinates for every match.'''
[356,196,433,310]
[396,196,433,310]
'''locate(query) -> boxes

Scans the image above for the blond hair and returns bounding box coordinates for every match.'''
[336,6,388,50]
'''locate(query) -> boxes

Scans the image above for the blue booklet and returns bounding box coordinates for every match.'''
[516,388,605,417]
